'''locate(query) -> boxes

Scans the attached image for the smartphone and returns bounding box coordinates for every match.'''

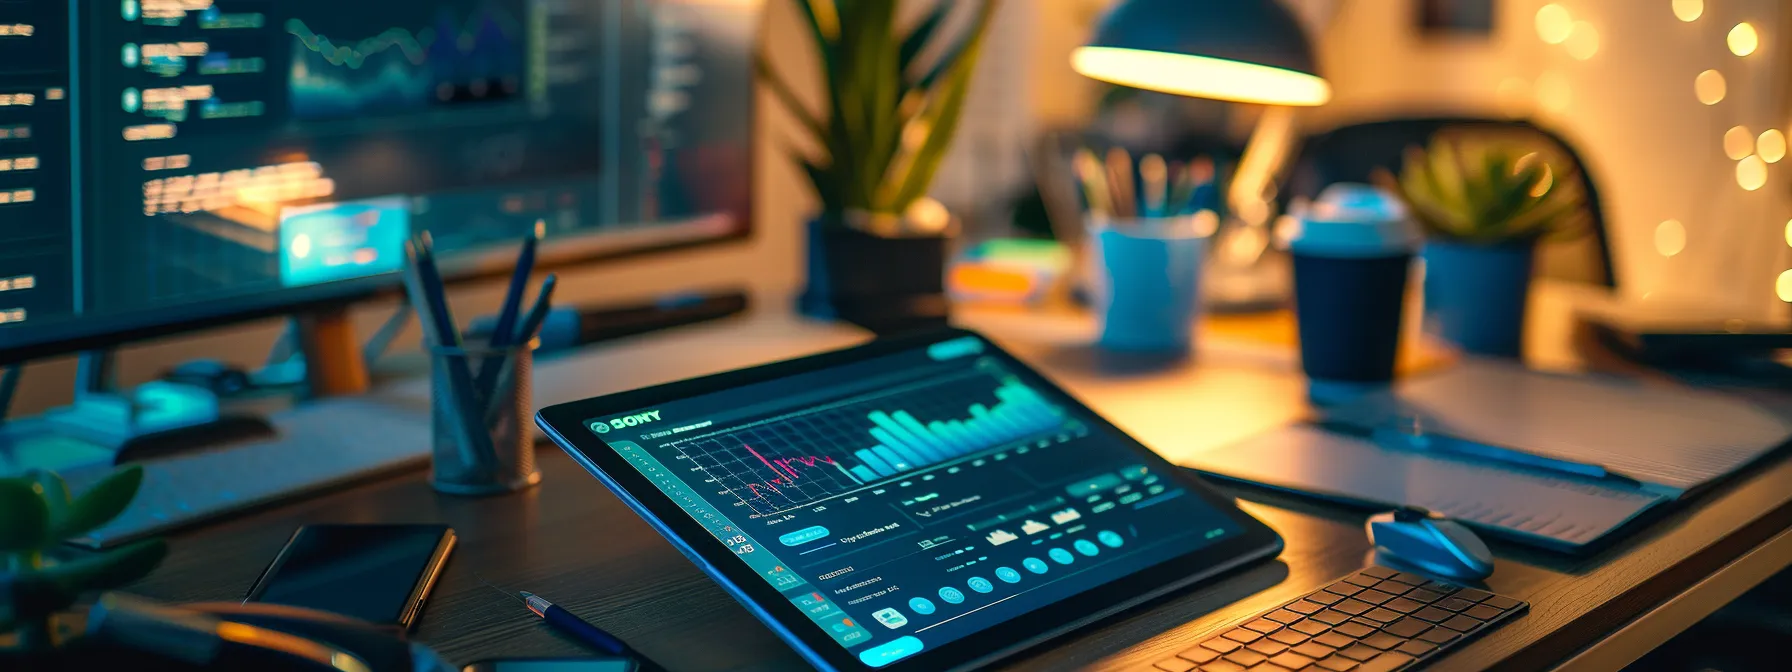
[461,658,638,672]
[245,524,455,631]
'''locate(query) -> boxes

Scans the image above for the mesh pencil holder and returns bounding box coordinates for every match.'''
[426,338,541,495]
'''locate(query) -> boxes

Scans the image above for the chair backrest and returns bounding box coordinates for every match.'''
[1283,117,1616,288]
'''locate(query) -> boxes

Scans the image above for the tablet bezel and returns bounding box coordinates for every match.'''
[536,328,1283,672]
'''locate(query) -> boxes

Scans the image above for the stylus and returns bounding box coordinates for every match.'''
[522,591,662,671]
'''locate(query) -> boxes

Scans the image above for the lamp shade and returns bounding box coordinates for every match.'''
[1072,0,1331,106]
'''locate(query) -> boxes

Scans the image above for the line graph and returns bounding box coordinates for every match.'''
[285,3,524,119]
[673,361,1083,516]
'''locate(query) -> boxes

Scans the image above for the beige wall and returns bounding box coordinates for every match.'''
[10,0,813,416]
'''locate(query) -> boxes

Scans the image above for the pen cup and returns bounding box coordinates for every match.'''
[1087,215,1211,354]
[426,338,542,496]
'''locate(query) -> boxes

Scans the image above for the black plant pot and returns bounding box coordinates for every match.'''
[798,218,950,335]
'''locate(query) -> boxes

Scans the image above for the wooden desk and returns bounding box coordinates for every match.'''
[125,307,1792,671]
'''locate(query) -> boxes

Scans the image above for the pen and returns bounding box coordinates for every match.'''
[1316,419,1640,486]
[477,225,542,395]
[521,591,660,671]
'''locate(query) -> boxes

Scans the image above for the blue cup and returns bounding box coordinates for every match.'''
[1088,215,1211,353]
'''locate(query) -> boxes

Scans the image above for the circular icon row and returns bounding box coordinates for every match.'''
[914,532,1126,615]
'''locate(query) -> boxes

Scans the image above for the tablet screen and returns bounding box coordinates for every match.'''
[583,336,1241,668]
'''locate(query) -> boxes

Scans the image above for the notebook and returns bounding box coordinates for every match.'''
[1189,361,1792,552]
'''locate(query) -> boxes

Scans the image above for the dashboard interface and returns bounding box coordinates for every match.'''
[584,336,1241,668]
[0,0,751,353]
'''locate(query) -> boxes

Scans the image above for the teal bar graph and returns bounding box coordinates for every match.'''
[850,465,879,481]
[846,379,1069,481]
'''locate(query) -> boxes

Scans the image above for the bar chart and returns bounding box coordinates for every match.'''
[670,364,1082,515]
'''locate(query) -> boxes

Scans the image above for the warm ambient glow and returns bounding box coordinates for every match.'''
[1760,130,1787,163]
[1565,21,1600,60]
[1070,47,1332,106]
[1778,269,1792,302]
[1672,0,1703,23]
[1695,70,1726,105]
[1536,70,1571,113]
[1737,156,1768,191]
[1729,23,1759,57]
[1655,219,1686,257]
[1725,126,1755,160]
[1535,5,1573,44]
[1785,219,1792,247]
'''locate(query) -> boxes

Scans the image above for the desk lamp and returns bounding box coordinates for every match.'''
[1072,0,1331,309]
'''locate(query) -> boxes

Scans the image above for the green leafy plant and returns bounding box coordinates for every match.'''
[2,466,167,652]
[1379,137,1589,245]
[758,0,1001,233]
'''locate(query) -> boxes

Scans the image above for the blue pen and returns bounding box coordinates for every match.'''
[521,591,660,671]
[477,226,541,394]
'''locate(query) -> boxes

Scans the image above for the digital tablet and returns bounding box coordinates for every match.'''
[537,329,1282,671]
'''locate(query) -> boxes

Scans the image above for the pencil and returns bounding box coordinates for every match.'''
[1140,153,1167,218]
[1106,147,1136,220]
[1073,148,1112,218]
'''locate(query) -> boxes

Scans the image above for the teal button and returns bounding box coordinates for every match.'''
[927,336,985,361]
[859,636,925,667]
[778,526,830,546]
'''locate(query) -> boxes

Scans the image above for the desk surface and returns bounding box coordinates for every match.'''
[126,306,1792,671]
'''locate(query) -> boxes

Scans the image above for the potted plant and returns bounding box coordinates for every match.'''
[758,0,1000,333]
[1382,137,1587,357]
[2,466,167,664]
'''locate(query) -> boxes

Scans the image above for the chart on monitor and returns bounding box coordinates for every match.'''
[665,361,1089,517]
[286,2,525,119]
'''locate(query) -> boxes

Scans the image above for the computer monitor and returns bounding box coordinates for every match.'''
[0,0,754,364]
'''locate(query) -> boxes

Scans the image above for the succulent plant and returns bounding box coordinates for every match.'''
[1,466,167,652]
[1380,137,1589,245]
[757,0,1000,232]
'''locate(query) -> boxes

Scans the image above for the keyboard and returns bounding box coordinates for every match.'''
[65,397,431,549]
[1144,566,1528,672]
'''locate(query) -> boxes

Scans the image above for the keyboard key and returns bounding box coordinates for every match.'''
[1309,591,1349,606]
[1355,589,1396,605]
[1294,642,1337,659]
[1356,651,1415,672]
[1338,644,1382,661]
[1420,581,1459,594]
[1248,640,1288,657]
[1442,614,1485,632]
[1317,656,1359,671]
[1266,609,1305,624]
[1404,589,1444,604]
[1197,660,1245,672]
[1333,622,1376,639]
[1383,618,1431,638]
[1326,582,1365,597]
[1361,566,1398,579]
[1396,640,1436,657]
[1223,628,1262,644]
[1177,646,1221,664]
[1154,658,1197,672]
[1362,608,1402,624]
[1334,599,1373,615]
[1291,620,1330,636]
[1370,580,1412,595]
[1360,633,1403,651]
[1382,598,1423,614]
[1245,618,1284,634]
[1435,597,1477,612]
[1225,649,1267,667]
[1270,629,1311,646]
[1455,588,1493,603]
[1418,627,1461,644]
[1483,595,1522,610]
[1288,600,1326,615]
[1312,610,1351,625]
[1389,572,1427,586]
[1465,604,1503,621]
[1314,633,1356,649]
[1412,607,1454,623]
[1344,573,1382,588]
[1201,638,1244,654]
[1270,652,1317,670]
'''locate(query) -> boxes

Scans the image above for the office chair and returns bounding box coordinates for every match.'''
[1282,116,1618,289]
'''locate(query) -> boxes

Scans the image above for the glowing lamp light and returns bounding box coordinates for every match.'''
[1072,0,1331,107]
[1729,23,1759,57]
[1672,0,1703,23]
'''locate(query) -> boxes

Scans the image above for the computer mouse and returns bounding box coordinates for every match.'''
[1366,507,1495,582]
